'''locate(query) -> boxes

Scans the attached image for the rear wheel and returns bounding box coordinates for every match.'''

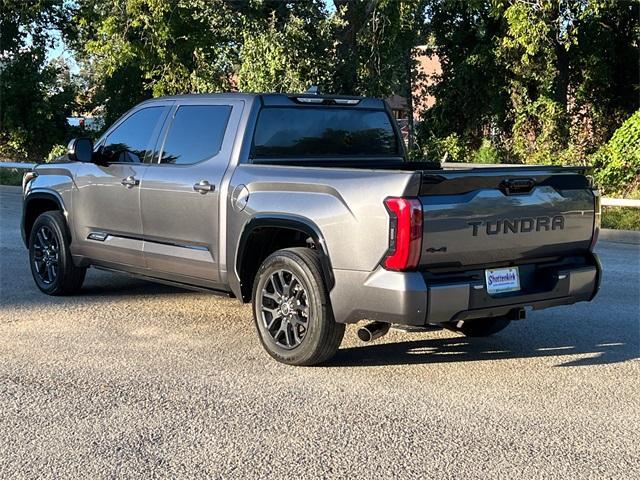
[29,211,86,295]
[252,247,344,366]
[443,316,511,337]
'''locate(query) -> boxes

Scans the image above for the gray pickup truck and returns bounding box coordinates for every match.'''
[22,92,602,365]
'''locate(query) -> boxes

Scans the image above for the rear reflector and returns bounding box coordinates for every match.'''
[383,197,423,271]
[590,190,601,251]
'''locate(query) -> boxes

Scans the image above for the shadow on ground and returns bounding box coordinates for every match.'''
[2,268,637,368]
[330,322,638,368]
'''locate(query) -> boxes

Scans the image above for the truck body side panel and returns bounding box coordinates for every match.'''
[226,163,419,273]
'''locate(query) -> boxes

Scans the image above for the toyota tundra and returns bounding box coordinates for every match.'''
[21,92,602,365]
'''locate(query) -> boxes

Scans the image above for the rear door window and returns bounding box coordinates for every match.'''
[160,105,232,165]
[252,107,399,158]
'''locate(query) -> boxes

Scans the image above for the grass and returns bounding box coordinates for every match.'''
[602,206,640,231]
[0,168,24,186]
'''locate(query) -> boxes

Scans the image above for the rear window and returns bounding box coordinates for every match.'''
[252,107,399,158]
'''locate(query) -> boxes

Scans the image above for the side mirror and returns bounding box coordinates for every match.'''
[67,137,94,163]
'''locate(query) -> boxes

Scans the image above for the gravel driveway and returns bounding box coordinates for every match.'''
[1,185,639,479]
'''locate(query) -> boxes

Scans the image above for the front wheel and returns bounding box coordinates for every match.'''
[28,211,86,295]
[252,248,344,366]
[443,316,511,337]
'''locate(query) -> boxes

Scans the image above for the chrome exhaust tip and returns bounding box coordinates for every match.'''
[357,321,391,342]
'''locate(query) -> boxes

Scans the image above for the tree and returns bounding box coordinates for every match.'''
[497,0,639,164]
[569,1,639,157]
[66,0,248,125]
[236,3,336,93]
[417,0,509,160]
[415,0,638,166]
[19,0,634,178]
[333,0,380,94]
[68,0,349,124]
[0,0,76,161]
[591,109,640,196]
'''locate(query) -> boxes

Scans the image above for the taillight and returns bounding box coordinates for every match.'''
[383,197,423,271]
[590,190,601,250]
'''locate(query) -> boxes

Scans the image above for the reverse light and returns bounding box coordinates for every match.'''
[383,197,423,271]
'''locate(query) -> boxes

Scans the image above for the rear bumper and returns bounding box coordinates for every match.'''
[330,253,601,325]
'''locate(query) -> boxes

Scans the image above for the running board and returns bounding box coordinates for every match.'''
[92,265,235,297]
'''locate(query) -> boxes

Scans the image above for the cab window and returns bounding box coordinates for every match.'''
[159,105,232,165]
[252,107,398,159]
[101,107,164,163]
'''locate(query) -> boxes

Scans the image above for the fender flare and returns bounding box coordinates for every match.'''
[22,190,67,247]
[232,214,334,301]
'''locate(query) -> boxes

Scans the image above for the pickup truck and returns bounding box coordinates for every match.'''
[22,92,602,365]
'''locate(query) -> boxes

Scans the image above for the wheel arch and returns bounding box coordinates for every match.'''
[22,191,67,247]
[233,214,334,302]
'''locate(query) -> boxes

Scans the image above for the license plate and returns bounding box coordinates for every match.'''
[485,267,520,295]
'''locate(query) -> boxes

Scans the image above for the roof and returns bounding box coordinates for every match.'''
[140,92,387,109]
[141,92,258,103]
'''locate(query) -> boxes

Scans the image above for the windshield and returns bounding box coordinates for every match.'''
[252,107,399,159]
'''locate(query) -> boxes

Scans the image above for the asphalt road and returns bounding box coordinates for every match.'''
[1,185,639,479]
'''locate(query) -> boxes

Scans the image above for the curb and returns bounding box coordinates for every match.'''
[600,229,640,245]
[0,185,22,192]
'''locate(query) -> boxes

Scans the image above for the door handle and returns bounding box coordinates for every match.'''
[121,176,140,188]
[193,180,214,194]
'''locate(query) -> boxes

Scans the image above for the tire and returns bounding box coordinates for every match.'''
[252,247,345,366]
[28,211,86,295]
[443,316,511,337]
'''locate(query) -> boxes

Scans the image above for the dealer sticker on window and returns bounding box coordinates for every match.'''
[485,267,521,295]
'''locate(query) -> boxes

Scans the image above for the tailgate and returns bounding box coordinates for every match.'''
[418,167,596,268]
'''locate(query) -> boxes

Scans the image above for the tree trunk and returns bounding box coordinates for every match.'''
[333,0,378,94]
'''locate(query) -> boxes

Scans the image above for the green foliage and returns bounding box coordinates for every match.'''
[511,96,568,165]
[237,12,336,93]
[499,1,558,91]
[351,0,428,98]
[1,0,638,179]
[497,1,571,165]
[419,0,508,146]
[416,0,638,172]
[0,168,23,186]
[67,0,245,124]
[68,0,430,125]
[591,110,640,196]
[0,1,78,161]
[422,133,468,163]
[602,207,640,231]
[46,144,68,163]
[473,139,502,164]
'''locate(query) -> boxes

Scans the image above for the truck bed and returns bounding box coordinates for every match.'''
[252,156,596,269]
